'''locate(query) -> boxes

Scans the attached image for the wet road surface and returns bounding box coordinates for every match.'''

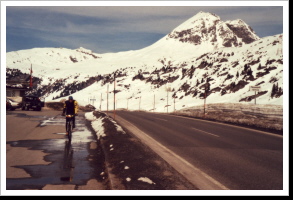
[6,110,107,190]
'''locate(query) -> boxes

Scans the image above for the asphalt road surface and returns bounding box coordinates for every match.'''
[114,110,283,190]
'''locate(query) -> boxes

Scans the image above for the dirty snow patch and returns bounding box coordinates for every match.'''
[126,177,131,182]
[137,177,156,185]
[91,119,105,139]
[108,117,126,134]
[85,112,97,121]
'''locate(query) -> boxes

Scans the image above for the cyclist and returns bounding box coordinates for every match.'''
[62,96,78,135]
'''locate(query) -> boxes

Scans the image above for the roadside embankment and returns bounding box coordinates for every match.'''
[174,103,283,134]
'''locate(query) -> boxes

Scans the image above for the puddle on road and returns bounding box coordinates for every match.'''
[6,115,106,190]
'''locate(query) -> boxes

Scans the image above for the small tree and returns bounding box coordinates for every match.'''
[271,83,283,98]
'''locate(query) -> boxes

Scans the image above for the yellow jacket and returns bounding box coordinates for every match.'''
[63,100,78,115]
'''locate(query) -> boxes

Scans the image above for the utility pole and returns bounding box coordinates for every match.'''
[166,86,171,113]
[113,75,116,119]
[127,97,131,110]
[139,96,141,111]
[29,63,33,88]
[276,35,283,56]
[100,93,102,111]
[203,78,208,117]
[254,91,256,105]
[204,92,206,116]
[106,85,108,112]
[173,97,176,112]
[153,94,155,112]
[167,90,169,113]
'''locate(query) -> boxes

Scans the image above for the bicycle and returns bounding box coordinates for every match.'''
[65,115,75,140]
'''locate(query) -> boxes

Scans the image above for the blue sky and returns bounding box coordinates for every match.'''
[5,3,284,53]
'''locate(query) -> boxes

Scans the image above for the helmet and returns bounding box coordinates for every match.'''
[69,96,73,100]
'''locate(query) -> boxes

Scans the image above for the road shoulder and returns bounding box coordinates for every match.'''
[89,111,197,190]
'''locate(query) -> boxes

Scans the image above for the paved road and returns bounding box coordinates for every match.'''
[114,111,283,190]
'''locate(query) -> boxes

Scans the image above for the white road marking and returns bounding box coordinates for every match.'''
[155,118,168,122]
[191,127,220,137]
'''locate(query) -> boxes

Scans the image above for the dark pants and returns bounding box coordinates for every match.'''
[65,116,75,132]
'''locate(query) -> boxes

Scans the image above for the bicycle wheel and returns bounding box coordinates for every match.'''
[67,121,72,140]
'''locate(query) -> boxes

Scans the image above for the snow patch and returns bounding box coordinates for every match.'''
[126,177,131,182]
[91,119,105,139]
[137,177,156,185]
[85,112,106,139]
[85,111,126,139]
[84,112,97,121]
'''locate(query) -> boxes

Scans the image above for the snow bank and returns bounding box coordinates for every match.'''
[84,112,97,121]
[85,111,105,139]
[85,111,126,139]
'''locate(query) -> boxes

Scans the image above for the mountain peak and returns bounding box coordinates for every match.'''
[193,11,220,19]
[167,11,259,48]
[171,11,220,32]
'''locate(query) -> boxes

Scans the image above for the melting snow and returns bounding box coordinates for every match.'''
[137,177,156,185]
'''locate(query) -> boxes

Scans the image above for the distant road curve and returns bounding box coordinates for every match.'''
[114,111,283,190]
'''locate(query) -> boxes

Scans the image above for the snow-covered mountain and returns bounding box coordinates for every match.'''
[168,11,259,48]
[6,11,283,112]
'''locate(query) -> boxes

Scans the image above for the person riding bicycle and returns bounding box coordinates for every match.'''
[62,96,78,135]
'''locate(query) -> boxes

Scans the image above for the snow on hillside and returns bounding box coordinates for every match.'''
[57,34,283,112]
[6,11,283,112]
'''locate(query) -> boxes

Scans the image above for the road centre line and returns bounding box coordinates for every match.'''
[155,118,168,122]
[191,127,220,137]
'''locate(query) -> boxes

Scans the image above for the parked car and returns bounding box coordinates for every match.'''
[21,95,45,111]
[6,98,21,110]
[6,98,12,110]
